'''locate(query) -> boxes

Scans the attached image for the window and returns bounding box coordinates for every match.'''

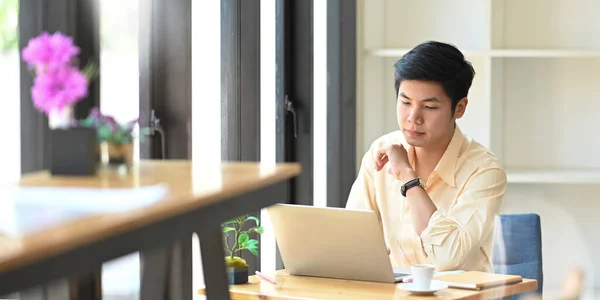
[99,0,140,161]
[260,0,277,273]
[0,0,20,183]
[191,0,221,288]
[99,0,141,297]
[313,0,327,207]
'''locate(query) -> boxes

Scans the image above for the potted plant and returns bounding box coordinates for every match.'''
[21,31,99,175]
[76,108,149,167]
[222,215,264,284]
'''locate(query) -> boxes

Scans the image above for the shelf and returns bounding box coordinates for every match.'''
[506,169,600,184]
[365,48,486,57]
[365,49,600,58]
[488,49,600,58]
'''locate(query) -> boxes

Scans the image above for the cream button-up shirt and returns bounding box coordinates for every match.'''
[346,126,507,272]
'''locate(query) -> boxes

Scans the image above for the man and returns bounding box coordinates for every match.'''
[346,41,507,272]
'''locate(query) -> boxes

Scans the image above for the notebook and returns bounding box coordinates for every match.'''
[434,271,523,290]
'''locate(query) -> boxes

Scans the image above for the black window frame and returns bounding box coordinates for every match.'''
[220,0,263,275]
[327,0,357,208]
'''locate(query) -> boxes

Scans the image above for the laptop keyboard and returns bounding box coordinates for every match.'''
[393,268,410,277]
[394,272,409,281]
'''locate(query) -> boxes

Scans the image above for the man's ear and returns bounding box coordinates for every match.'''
[454,97,468,119]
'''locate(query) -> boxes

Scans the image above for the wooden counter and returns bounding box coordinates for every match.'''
[0,160,301,299]
[198,270,538,300]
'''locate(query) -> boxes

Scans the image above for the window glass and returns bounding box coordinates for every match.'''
[191,0,221,287]
[0,0,20,183]
[260,0,277,273]
[313,0,327,207]
[100,0,140,161]
[99,0,141,297]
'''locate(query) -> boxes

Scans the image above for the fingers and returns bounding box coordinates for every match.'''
[377,155,388,171]
[376,144,409,174]
[375,147,389,171]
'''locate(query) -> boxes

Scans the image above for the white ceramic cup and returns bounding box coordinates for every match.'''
[410,264,435,290]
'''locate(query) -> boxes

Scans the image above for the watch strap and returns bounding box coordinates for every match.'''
[401,177,423,197]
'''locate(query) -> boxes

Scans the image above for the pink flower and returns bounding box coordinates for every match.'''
[31,66,88,114]
[22,32,80,69]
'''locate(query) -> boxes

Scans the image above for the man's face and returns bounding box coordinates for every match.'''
[396,80,467,149]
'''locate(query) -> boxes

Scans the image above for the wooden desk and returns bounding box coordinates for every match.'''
[0,160,300,299]
[198,270,538,300]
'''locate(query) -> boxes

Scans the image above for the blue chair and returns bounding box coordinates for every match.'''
[493,213,543,299]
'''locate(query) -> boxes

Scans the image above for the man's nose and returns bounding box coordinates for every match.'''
[407,108,422,124]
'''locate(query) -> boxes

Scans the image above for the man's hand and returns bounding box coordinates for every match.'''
[375,144,413,180]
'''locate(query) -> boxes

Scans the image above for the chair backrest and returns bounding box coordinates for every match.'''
[493,213,543,297]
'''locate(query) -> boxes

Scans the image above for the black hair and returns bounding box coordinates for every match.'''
[394,41,475,112]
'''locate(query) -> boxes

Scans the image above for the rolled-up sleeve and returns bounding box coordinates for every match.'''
[419,167,507,271]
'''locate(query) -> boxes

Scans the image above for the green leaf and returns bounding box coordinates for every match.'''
[246,216,260,226]
[222,227,235,233]
[247,244,258,253]
[82,62,99,82]
[254,226,264,234]
[238,233,249,247]
[246,239,259,247]
[97,126,113,142]
[78,117,94,128]
[248,247,258,256]
[222,219,236,226]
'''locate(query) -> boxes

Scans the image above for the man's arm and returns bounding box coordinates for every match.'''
[398,168,438,235]
[375,143,438,234]
[417,167,507,271]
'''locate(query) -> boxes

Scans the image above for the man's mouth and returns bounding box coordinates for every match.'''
[405,129,424,137]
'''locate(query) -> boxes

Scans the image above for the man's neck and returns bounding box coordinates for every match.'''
[414,128,455,173]
[414,144,446,171]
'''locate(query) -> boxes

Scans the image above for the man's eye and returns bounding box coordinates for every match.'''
[425,106,438,110]
[401,101,410,105]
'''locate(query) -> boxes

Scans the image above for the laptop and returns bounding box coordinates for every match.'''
[267,204,410,283]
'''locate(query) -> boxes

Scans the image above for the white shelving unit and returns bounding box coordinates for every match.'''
[357,0,600,185]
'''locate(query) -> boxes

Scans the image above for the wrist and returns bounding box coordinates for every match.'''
[399,167,417,182]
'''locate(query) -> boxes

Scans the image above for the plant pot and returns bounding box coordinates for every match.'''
[48,105,74,130]
[49,127,99,176]
[102,142,133,166]
[226,265,248,284]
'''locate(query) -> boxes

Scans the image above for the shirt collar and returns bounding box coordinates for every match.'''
[404,125,465,188]
[434,125,465,188]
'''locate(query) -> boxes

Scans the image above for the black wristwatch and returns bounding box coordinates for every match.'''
[400,177,425,197]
